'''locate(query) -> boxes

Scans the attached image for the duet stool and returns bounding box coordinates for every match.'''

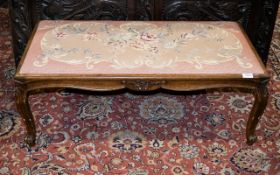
[15,20,269,146]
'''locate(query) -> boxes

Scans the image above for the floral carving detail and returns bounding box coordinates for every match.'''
[122,80,166,91]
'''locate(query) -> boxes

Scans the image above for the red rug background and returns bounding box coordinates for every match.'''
[0,6,280,175]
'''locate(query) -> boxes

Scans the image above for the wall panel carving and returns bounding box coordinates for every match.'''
[162,0,253,27]
[39,0,127,20]
[9,0,33,65]
[134,0,154,20]
[253,0,279,64]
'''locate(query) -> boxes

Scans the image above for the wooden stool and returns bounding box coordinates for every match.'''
[15,21,269,146]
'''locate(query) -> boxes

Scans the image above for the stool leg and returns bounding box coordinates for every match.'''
[16,83,36,146]
[246,84,268,145]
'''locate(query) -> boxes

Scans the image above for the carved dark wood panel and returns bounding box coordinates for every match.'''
[133,0,154,20]
[9,0,34,66]
[9,0,279,66]
[162,0,253,27]
[253,0,279,64]
[38,0,127,20]
[0,0,6,6]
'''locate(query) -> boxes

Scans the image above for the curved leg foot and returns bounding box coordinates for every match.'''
[16,81,36,147]
[246,83,268,145]
[25,134,36,146]
[246,135,257,145]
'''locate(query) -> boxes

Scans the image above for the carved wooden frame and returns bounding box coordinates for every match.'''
[15,75,269,146]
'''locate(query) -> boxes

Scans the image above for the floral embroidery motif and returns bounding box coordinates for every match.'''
[76,96,113,120]
[35,22,252,69]
[109,130,146,152]
[139,96,185,126]
[230,148,270,173]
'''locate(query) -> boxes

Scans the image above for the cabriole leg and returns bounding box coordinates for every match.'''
[15,82,36,146]
[246,83,268,145]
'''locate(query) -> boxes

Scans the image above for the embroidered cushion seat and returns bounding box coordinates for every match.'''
[15,20,269,147]
[19,21,266,77]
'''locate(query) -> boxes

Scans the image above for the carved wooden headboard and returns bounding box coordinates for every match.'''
[9,0,279,66]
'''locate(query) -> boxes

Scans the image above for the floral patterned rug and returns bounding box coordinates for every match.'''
[0,7,280,175]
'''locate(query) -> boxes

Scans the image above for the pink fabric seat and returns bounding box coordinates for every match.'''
[18,20,267,77]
